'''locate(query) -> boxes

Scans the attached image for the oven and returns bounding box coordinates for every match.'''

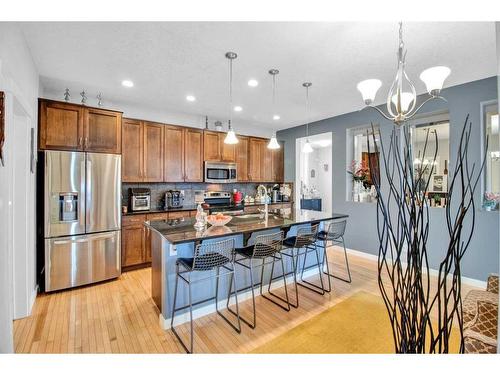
[204,162,237,183]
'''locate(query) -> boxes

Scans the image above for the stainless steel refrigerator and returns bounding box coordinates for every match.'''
[43,150,121,292]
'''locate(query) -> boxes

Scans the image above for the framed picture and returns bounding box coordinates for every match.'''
[431,174,447,192]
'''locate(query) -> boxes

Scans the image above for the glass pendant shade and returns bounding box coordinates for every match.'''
[224,128,239,144]
[391,92,415,113]
[267,135,280,149]
[302,139,313,153]
[357,79,382,105]
[419,66,451,96]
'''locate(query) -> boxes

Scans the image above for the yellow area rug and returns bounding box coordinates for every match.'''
[251,291,460,354]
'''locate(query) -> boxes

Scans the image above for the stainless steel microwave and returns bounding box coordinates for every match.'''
[204,161,237,183]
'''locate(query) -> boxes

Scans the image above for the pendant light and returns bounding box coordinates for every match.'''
[302,82,313,153]
[224,52,239,145]
[356,23,450,126]
[267,69,281,150]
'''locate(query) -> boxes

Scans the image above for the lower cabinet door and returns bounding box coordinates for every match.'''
[122,225,145,267]
[45,231,121,292]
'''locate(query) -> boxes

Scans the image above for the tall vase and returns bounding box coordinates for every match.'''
[353,180,363,202]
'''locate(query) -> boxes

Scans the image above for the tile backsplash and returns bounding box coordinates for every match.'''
[122,182,276,210]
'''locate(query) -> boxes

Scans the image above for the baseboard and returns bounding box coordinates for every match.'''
[159,267,317,330]
[344,248,487,289]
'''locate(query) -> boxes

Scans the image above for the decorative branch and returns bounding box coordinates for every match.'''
[367,115,487,353]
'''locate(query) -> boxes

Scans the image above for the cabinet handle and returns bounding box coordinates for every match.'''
[78,137,83,147]
[84,137,88,149]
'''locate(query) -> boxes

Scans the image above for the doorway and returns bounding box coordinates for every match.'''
[295,132,333,213]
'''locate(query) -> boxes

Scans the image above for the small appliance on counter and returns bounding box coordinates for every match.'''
[130,188,151,212]
[232,189,243,205]
[271,184,281,203]
[165,190,185,209]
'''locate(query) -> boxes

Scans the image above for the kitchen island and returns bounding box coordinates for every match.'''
[145,208,348,328]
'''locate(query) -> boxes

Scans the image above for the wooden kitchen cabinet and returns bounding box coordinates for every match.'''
[248,137,263,182]
[164,125,185,182]
[184,128,204,182]
[143,121,163,182]
[39,100,84,151]
[261,144,273,182]
[203,131,220,161]
[122,119,164,182]
[272,146,284,183]
[39,99,122,153]
[203,130,236,162]
[121,119,143,182]
[236,136,249,182]
[122,214,147,268]
[84,107,122,154]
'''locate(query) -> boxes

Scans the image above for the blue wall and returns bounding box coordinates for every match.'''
[277,76,499,281]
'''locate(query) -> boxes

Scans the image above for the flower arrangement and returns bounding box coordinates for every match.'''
[347,160,369,182]
[483,192,500,211]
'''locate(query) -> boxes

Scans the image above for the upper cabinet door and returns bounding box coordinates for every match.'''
[248,137,262,182]
[184,128,204,182]
[236,136,249,182]
[272,146,284,183]
[164,125,185,182]
[84,108,122,154]
[39,100,84,151]
[203,131,220,161]
[261,143,273,182]
[121,118,143,182]
[143,121,164,182]
[219,133,236,162]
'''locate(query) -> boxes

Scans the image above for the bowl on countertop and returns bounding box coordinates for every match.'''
[206,214,232,227]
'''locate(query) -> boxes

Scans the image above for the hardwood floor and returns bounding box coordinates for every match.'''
[13,247,478,353]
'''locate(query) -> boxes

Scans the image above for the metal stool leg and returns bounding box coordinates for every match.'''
[264,253,291,311]
[227,260,257,328]
[171,265,193,354]
[215,265,241,333]
[322,237,352,283]
[297,243,326,295]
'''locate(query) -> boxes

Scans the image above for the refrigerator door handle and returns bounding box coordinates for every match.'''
[85,158,92,229]
[53,240,70,245]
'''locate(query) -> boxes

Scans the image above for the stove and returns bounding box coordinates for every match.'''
[204,191,244,215]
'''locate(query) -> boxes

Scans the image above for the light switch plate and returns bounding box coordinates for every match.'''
[169,244,177,256]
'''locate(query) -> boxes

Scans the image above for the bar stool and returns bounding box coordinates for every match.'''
[280,223,324,308]
[226,231,290,329]
[170,238,241,353]
[316,220,351,289]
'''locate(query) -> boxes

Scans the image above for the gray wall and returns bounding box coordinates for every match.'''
[277,76,499,281]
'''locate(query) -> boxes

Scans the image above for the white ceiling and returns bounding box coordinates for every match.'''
[20,22,497,131]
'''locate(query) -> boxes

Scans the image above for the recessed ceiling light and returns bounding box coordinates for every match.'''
[248,79,259,87]
[121,80,134,88]
[273,115,280,120]
[234,106,242,112]
[186,95,196,102]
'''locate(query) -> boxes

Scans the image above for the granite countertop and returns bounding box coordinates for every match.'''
[123,205,199,216]
[145,209,348,245]
[123,201,294,216]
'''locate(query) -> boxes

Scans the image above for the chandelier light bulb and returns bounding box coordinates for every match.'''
[357,79,382,105]
[267,135,280,149]
[391,92,415,114]
[273,115,280,120]
[419,66,451,96]
[302,139,314,153]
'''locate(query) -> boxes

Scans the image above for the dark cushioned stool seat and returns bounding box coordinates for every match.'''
[235,244,255,258]
[283,236,297,248]
[176,252,230,270]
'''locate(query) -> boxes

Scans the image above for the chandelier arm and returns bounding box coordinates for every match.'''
[403,69,418,114]
[407,95,447,119]
[386,70,399,118]
[362,105,394,122]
